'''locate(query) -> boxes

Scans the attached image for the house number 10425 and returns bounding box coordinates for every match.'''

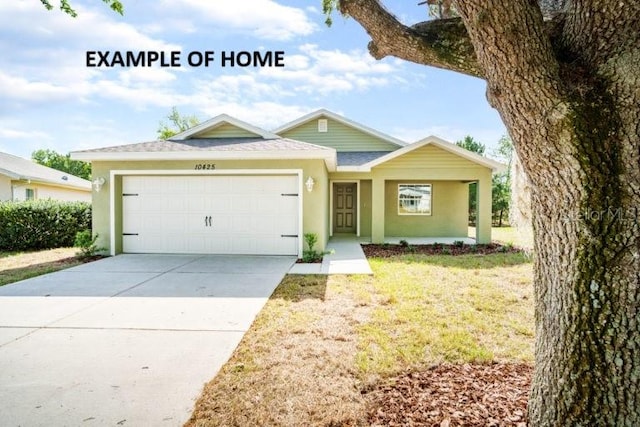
[194,164,216,170]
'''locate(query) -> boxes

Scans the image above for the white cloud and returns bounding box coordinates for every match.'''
[299,44,394,74]
[118,68,178,86]
[0,128,51,140]
[256,44,400,95]
[0,70,88,104]
[0,2,180,52]
[162,0,317,40]
[0,1,184,107]
[199,102,316,131]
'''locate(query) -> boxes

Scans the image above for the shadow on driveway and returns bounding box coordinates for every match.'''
[0,254,296,298]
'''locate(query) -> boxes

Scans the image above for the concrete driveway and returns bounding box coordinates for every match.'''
[0,254,295,427]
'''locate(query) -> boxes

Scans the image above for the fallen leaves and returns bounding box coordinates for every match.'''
[367,363,532,426]
[361,243,521,257]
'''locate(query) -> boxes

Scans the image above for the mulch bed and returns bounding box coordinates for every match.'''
[362,243,520,257]
[367,363,533,427]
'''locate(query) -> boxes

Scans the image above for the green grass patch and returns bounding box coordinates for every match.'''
[356,253,533,376]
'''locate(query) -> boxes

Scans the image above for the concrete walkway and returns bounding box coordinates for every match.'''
[0,254,294,427]
[289,236,373,275]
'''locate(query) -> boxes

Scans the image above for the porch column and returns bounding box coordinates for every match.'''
[371,177,385,243]
[476,172,492,244]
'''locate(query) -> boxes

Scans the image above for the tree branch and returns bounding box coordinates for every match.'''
[339,0,482,78]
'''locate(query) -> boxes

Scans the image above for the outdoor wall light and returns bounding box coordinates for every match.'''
[92,177,106,192]
[305,176,315,192]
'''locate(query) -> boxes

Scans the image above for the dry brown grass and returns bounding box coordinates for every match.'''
[0,247,82,286]
[187,253,533,427]
[186,274,375,427]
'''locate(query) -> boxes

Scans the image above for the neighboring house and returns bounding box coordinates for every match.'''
[0,152,91,202]
[71,109,503,257]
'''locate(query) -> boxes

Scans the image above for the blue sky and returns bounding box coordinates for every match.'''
[0,1,506,160]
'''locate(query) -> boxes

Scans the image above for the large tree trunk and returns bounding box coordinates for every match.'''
[526,95,640,426]
[338,0,640,424]
[451,2,640,423]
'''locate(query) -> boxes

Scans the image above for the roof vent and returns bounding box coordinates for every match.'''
[61,176,68,180]
[318,119,328,133]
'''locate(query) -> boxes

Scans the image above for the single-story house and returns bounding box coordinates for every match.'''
[71,109,503,257]
[0,151,91,202]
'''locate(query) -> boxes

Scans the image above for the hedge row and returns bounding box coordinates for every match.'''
[0,200,91,251]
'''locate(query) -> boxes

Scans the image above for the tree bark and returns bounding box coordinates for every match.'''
[339,0,640,424]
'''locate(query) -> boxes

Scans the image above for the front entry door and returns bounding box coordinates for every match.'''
[334,183,357,234]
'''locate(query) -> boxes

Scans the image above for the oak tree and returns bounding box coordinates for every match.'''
[38,0,123,17]
[327,0,640,425]
[32,149,91,180]
[157,107,200,140]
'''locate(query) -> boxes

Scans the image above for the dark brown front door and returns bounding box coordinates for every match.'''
[334,183,356,233]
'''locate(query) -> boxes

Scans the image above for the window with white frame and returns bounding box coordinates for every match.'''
[398,184,432,215]
[25,188,35,201]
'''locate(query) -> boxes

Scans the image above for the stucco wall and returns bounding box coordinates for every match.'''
[10,182,90,202]
[330,160,491,243]
[0,175,11,201]
[384,180,468,237]
[91,159,329,255]
[359,180,372,237]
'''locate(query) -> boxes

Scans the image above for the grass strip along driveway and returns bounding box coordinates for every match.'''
[187,250,533,426]
[0,248,83,287]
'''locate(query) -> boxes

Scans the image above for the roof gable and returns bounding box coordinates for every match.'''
[340,136,505,172]
[170,114,280,140]
[273,109,406,152]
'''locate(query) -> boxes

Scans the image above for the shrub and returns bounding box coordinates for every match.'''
[304,233,318,252]
[453,240,465,247]
[302,233,332,263]
[74,230,103,259]
[0,200,91,251]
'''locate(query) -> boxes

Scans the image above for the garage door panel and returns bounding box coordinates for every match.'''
[164,196,187,212]
[122,175,299,255]
[162,177,185,192]
[163,214,187,234]
[209,216,231,232]
[231,196,255,214]
[187,177,207,193]
[206,177,230,194]
[273,216,298,234]
[186,197,206,212]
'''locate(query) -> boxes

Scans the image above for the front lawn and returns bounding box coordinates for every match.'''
[0,248,83,286]
[187,251,533,426]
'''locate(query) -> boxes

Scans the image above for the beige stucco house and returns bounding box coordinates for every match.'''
[0,151,91,202]
[71,109,503,257]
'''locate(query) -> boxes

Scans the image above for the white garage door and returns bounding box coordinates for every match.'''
[122,175,299,255]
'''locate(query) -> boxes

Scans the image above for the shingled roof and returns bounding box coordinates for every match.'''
[336,151,393,166]
[73,138,334,154]
[0,151,90,190]
[72,137,338,170]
